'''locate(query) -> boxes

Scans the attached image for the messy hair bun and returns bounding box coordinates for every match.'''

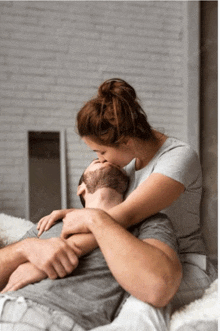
[98,78,136,100]
[77,78,156,146]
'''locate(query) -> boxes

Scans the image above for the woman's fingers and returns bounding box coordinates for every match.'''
[37,210,69,236]
[37,215,47,229]
[44,217,57,231]
[37,218,50,237]
[37,215,58,237]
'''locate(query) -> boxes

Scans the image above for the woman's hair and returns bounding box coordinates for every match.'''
[77,78,156,146]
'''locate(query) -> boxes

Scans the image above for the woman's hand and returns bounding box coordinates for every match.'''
[1,262,47,293]
[61,209,102,239]
[37,209,74,237]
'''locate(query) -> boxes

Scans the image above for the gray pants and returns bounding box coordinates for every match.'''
[0,296,85,331]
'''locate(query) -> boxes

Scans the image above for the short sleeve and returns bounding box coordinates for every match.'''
[137,213,178,253]
[19,222,63,241]
[19,224,39,241]
[153,145,202,189]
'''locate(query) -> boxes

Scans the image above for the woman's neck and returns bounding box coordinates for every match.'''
[134,131,167,170]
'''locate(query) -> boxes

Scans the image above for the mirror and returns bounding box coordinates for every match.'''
[26,130,67,223]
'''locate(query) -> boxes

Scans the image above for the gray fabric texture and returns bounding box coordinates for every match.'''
[9,214,177,330]
[124,137,206,255]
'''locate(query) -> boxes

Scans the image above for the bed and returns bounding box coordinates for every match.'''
[0,213,219,331]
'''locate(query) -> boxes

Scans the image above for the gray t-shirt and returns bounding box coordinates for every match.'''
[10,214,177,330]
[124,137,206,255]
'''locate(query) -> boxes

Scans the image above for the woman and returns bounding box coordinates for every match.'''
[38,78,216,311]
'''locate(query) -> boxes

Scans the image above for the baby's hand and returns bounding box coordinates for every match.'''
[37,209,73,237]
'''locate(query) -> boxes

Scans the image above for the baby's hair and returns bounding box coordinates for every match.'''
[77,78,156,146]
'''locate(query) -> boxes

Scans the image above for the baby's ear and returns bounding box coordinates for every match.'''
[77,182,86,196]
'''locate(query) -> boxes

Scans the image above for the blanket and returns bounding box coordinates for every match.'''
[0,213,219,330]
[0,213,33,247]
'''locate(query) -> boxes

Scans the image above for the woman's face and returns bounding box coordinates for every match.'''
[82,136,134,168]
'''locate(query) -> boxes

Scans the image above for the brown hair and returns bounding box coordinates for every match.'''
[78,164,129,207]
[77,78,156,146]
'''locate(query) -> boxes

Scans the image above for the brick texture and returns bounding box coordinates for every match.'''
[0,1,190,218]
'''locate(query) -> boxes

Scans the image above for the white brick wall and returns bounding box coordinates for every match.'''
[0,1,195,219]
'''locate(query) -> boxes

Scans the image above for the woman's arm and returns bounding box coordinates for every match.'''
[61,209,182,307]
[37,173,184,259]
[109,173,184,228]
[37,173,184,236]
[60,173,184,235]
